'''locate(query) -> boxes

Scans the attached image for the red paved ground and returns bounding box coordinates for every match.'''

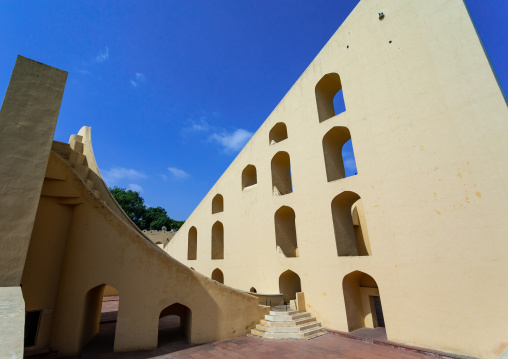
[64,297,445,359]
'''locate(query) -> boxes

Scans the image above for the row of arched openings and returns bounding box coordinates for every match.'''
[187,221,224,261]
[274,191,370,258]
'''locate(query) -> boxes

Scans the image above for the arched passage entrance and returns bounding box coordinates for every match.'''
[158,303,192,346]
[80,283,119,352]
[211,268,224,284]
[342,271,385,332]
[279,270,301,304]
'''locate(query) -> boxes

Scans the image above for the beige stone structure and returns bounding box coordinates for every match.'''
[165,1,508,358]
[0,56,267,358]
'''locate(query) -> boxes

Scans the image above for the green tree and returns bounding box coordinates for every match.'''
[109,187,184,231]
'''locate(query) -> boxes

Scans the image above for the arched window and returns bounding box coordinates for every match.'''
[342,271,385,331]
[271,151,293,196]
[322,126,358,182]
[274,206,298,257]
[315,73,345,122]
[211,221,224,260]
[158,303,192,345]
[187,227,197,260]
[212,194,224,214]
[331,192,371,256]
[241,165,257,190]
[269,122,288,145]
[279,270,301,304]
[250,287,257,293]
[211,268,224,284]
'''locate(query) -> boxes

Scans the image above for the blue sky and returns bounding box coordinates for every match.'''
[1,1,506,221]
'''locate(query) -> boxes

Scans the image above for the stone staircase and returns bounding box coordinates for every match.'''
[250,309,327,340]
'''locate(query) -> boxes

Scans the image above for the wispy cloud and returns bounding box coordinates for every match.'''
[94,47,109,63]
[130,73,146,87]
[128,183,144,193]
[210,129,253,153]
[168,167,190,179]
[102,167,147,186]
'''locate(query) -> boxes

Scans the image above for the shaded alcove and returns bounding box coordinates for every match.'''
[279,270,302,304]
[269,122,288,145]
[271,151,293,196]
[250,287,257,293]
[322,126,357,182]
[187,226,197,260]
[242,165,257,190]
[315,73,345,122]
[211,268,224,284]
[158,303,192,346]
[342,271,385,331]
[80,284,119,352]
[274,206,298,257]
[212,194,223,214]
[331,192,371,256]
[211,221,224,260]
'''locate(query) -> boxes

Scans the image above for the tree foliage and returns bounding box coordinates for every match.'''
[109,187,184,231]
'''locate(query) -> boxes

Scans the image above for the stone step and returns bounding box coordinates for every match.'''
[269,309,297,316]
[262,327,327,340]
[256,321,321,333]
[260,316,315,327]
[265,312,310,322]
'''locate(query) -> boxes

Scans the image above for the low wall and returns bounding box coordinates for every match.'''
[244,292,284,307]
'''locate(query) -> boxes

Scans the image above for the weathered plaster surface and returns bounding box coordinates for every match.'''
[0,287,25,359]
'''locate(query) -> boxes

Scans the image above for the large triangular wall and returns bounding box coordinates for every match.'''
[165,1,508,358]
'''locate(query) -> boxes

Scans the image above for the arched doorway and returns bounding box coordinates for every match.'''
[342,271,385,331]
[158,303,192,346]
[211,221,224,260]
[315,72,345,122]
[211,268,224,284]
[279,270,301,304]
[274,206,298,257]
[80,284,119,352]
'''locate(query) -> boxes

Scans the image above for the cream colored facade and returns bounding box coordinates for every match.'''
[165,1,508,358]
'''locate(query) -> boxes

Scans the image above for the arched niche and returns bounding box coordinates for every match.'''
[250,287,257,293]
[271,151,293,196]
[242,165,257,190]
[342,271,385,331]
[211,221,224,260]
[187,227,197,260]
[211,268,224,284]
[212,194,224,214]
[269,122,288,145]
[158,303,192,345]
[322,126,357,182]
[331,192,371,256]
[274,206,298,257]
[279,270,301,304]
[315,72,345,122]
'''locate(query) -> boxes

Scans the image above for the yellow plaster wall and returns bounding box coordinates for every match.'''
[165,1,508,358]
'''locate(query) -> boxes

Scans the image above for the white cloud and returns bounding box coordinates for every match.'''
[344,158,357,171]
[210,129,253,153]
[95,47,109,63]
[102,167,147,186]
[159,174,168,181]
[131,72,146,87]
[168,167,190,179]
[128,183,143,193]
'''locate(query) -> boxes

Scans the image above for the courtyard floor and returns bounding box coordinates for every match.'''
[65,297,454,359]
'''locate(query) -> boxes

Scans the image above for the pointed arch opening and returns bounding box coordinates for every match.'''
[211,221,224,260]
[279,270,301,304]
[274,206,298,257]
[342,271,385,331]
[80,284,119,352]
[211,268,224,284]
[331,192,371,256]
[212,194,224,214]
[271,151,293,196]
[242,165,257,190]
[250,287,257,293]
[187,227,197,260]
[315,73,345,122]
[269,122,288,145]
[158,303,192,346]
[322,126,358,182]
